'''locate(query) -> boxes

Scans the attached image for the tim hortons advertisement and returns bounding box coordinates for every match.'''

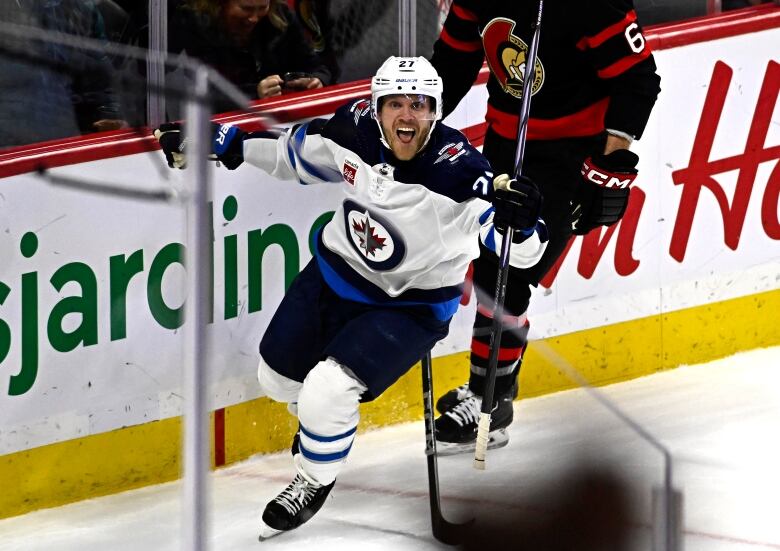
[0,28,778,454]
[527,31,779,339]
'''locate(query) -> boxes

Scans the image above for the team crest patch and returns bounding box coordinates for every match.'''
[351,216,386,258]
[481,17,545,99]
[342,199,405,270]
[350,99,371,125]
[434,141,466,164]
[342,159,359,185]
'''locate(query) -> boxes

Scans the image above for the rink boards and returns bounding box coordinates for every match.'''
[0,7,779,518]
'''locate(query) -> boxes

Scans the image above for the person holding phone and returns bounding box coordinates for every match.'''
[171,0,331,109]
[258,71,322,97]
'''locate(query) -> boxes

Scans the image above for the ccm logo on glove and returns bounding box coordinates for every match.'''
[581,155,637,189]
[570,149,639,235]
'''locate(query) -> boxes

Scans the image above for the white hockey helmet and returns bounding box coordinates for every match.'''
[371,56,444,150]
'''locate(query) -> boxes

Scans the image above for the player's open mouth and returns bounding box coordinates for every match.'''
[396,127,416,144]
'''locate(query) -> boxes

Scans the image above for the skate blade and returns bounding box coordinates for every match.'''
[436,429,509,457]
[258,521,283,541]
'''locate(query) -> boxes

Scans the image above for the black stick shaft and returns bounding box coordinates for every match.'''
[421,351,473,544]
[474,0,544,470]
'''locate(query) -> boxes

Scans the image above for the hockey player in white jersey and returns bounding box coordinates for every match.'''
[156,56,548,539]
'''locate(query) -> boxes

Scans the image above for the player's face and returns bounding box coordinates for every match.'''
[221,0,270,41]
[378,94,435,161]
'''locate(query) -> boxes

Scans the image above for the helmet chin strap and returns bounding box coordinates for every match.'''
[375,118,392,150]
[420,121,437,151]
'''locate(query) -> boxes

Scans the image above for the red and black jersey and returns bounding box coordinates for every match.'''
[431,0,661,142]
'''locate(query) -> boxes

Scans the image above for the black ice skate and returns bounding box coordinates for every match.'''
[435,382,472,414]
[258,472,335,540]
[435,379,519,414]
[434,392,513,456]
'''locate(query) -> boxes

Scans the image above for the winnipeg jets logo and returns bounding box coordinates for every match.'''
[351,216,386,257]
[434,142,467,164]
[482,18,545,99]
[342,199,405,270]
[350,99,371,125]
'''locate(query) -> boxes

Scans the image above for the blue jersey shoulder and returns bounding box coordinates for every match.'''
[309,101,493,204]
[414,124,494,203]
[316,99,383,165]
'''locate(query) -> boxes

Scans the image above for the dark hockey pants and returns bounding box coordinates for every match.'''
[468,129,606,402]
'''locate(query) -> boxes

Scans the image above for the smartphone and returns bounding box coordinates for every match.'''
[283,72,314,86]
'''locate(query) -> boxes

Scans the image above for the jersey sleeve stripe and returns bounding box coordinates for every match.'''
[451,4,479,22]
[478,206,494,225]
[483,225,497,252]
[576,10,638,50]
[290,124,344,183]
[597,48,652,79]
[440,27,483,52]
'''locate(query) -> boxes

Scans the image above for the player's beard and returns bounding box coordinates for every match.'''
[383,121,432,161]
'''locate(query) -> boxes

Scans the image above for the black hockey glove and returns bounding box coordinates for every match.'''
[212,123,246,170]
[571,149,638,236]
[154,121,247,170]
[153,122,186,169]
[492,174,543,238]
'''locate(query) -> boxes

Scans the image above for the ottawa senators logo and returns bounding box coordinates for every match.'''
[481,18,544,99]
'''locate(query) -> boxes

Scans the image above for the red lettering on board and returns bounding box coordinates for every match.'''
[539,189,644,288]
[670,60,780,262]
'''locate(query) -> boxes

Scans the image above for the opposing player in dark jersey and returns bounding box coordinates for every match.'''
[430,0,662,454]
[157,56,548,538]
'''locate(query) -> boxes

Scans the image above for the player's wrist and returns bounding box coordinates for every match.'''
[605,128,635,145]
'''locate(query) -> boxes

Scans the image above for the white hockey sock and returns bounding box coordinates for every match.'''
[296,358,367,486]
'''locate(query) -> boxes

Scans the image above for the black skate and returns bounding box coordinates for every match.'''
[435,379,519,415]
[435,383,472,414]
[434,392,513,456]
[258,472,335,540]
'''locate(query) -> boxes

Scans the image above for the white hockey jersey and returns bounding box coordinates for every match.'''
[238,99,547,320]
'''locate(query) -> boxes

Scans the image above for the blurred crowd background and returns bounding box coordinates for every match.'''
[0,0,775,150]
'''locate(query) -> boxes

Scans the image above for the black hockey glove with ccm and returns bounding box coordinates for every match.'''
[571,149,638,236]
[492,174,543,240]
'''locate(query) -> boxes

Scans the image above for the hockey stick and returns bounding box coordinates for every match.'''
[474,0,545,471]
[421,351,474,544]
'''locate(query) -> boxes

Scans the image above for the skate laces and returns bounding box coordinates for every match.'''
[444,394,482,427]
[274,474,321,516]
[454,383,472,401]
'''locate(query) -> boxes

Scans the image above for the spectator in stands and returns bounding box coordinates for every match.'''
[287,0,340,82]
[94,0,131,45]
[287,0,393,84]
[170,0,332,112]
[0,0,126,148]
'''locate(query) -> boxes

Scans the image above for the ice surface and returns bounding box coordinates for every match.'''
[1,346,779,551]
